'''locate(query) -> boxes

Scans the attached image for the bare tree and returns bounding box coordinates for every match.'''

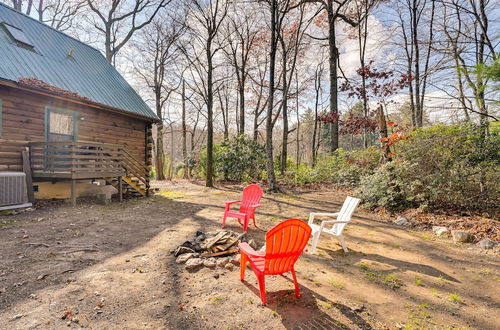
[182,0,229,187]
[303,0,367,152]
[132,16,184,180]
[393,0,437,127]
[278,2,310,175]
[222,2,261,136]
[85,0,171,63]
[265,0,280,191]
[37,0,85,31]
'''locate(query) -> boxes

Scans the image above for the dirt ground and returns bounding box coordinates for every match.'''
[0,181,499,329]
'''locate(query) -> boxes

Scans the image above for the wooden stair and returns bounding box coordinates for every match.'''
[105,175,147,196]
[104,148,150,197]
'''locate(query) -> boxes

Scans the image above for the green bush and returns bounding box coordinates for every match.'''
[199,136,266,181]
[277,147,379,187]
[357,124,500,213]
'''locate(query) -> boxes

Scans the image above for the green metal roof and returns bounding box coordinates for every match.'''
[0,3,158,121]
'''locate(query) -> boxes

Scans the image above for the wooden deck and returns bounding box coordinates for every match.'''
[29,141,126,179]
[28,141,150,205]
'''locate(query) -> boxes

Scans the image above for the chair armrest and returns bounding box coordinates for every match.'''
[225,200,242,205]
[312,212,340,217]
[238,242,264,257]
[249,204,261,209]
[308,212,340,224]
[320,220,350,230]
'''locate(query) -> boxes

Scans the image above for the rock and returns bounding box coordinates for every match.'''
[213,273,219,279]
[174,246,195,257]
[451,230,474,243]
[394,216,410,226]
[203,258,216,269]
[230,254,241,265]
[216,257,229,268]
[432,226,449,237]
[176,253,196,264]
[477,238,497,250]
[185,258,203,270]
[248,239,258,250]
[224,263,234,271]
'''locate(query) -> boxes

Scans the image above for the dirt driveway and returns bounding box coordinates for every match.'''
[0,181,498,329]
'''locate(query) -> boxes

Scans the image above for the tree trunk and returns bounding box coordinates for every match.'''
[239,83,245,135]
[156,125,166,180]
[327,0,339,152]
[266,0,278,191]
[155,84,165,180]
[182,79,188,179]
[206,40,214,187]
[377,105,391,162]
[295,72,300,170]
[312,67,321,167]
[280,40,288,176]
[411,0,422,127]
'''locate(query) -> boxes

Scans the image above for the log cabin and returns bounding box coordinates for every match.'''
[0,3,159,206]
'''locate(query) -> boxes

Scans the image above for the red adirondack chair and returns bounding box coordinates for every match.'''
[238,219,312,305]
[222,184,263,232]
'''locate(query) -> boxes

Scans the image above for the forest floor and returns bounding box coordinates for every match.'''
[0,181,499,329]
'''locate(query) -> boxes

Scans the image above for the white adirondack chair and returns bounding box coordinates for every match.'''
[308,196,361,253]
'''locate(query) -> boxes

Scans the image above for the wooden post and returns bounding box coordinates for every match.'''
[71,179,76,207]
[118,176,123,202]
[146,123,153,197]
[22,149,35,204]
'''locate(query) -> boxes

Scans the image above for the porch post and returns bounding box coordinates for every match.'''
[71,179,76,207]
[118,176,123,202]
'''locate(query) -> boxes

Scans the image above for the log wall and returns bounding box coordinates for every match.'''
[0,85,149,171]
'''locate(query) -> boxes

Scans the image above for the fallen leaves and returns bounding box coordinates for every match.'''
[61,310,74,320]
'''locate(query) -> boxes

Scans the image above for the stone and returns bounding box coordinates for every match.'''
[216,257,229,268]
[96,193,111,205]
[174,246,195,257]
[176,253,196,264]
[248,239,258,250]
[230,254,241,265]
[432,226,449,237]
[451,230,474,243]
[203,258,216,269]
[185,258,203,270]
[477,238,497,250]
[224,263,234,271]
[394,216,410,226]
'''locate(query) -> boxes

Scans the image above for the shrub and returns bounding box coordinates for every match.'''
[312,147,379,187]
[358,124,500,213]
[199,136,266,181]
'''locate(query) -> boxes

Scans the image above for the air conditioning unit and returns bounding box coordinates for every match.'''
[0,172,32,210]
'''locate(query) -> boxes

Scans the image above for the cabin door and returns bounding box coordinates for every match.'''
[46,108,78,142]
[45,108,79,170]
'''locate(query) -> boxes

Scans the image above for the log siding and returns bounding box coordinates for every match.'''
[0,85,149,172]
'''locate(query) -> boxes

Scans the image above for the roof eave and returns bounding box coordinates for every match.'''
[0,78,160,123]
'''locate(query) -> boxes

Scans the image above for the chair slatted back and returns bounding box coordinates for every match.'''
[240,184,263,213]
[265,219,312,275]
[330,196,360,234]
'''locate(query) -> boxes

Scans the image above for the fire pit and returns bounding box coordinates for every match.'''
[172,230,257,271]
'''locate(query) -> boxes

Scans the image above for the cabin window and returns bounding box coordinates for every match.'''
[0,22,35,51]
[45,107,78,142]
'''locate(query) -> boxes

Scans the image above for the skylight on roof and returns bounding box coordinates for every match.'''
[1,22,34,48]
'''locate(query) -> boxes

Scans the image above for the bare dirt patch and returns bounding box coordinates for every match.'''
[0,181,498,329]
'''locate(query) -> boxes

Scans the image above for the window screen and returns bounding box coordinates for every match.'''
[49,111,74,135]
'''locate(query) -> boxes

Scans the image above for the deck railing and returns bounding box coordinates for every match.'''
[28,142,149,191]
